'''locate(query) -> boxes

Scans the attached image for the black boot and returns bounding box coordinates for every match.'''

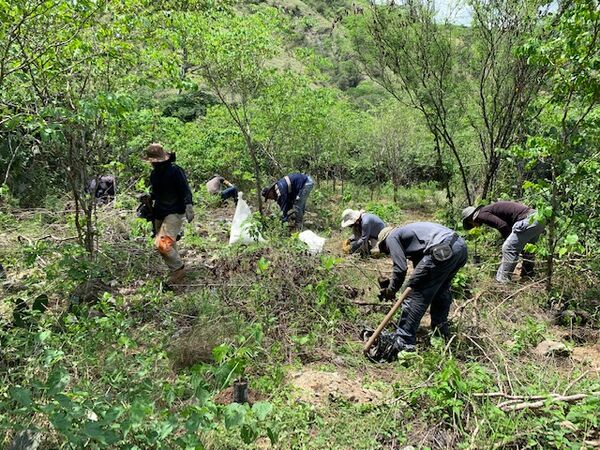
[364,331,415,363]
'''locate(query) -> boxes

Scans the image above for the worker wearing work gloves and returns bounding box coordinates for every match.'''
[206,174,238,204]
[143,143,194,283]
[261,173,314,229]
[370,223,468,362]
[462,201,544,283]
[340,209,385,256]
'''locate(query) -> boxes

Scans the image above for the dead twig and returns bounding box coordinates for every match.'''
[449,292,482,321]
[500,393,593,412]
[475,391,599,412]
[490,278,547,314]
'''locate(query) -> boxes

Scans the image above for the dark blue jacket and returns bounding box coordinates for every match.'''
[274,173,309,221]
[150,158,193,220]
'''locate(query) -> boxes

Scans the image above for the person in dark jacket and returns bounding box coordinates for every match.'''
[340,209,386,256]
[462,201,544,282]
[369,223,468,362]
[143,143,194,283]
[261,173,314,229]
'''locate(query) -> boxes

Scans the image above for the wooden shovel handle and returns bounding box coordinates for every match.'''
[363,287,413,353]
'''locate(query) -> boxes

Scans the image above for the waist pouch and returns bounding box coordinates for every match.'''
[428,234,459,263]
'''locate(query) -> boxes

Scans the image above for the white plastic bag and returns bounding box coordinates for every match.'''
[298,230,326,255]
[229,192,264,244]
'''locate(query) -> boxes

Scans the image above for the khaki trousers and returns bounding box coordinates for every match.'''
[154,214,184,271]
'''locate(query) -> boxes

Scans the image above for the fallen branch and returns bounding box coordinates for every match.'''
[500,393,590,412]
[351,301,394,306]
[475,391,598,412]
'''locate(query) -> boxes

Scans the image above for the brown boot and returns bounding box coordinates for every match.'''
[169,265,187,284]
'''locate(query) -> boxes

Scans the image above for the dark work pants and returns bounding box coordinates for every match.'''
[394,237,468,345]
[220,186,238,202]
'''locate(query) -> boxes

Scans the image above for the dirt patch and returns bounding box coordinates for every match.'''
[214,386,265,405]
[572,344,600,370]
[288,367,383,405]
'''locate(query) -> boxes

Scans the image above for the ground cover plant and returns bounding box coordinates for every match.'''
[1,0,599,449]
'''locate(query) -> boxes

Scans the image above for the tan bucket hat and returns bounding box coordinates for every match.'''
[376,226,394,251]
[461,206,481,230]
[341,209,364,228]
[143,143,170,163]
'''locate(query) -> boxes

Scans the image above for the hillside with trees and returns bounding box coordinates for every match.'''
[1,0,599,448]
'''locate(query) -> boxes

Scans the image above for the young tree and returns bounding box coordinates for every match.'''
[467,0,548,199]
[190,9,290,213]
[348,0,548,202]
[348,1,473,203]
[516,0,600,291]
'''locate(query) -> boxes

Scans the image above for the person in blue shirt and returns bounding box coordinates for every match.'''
[262,173,314,229]
[341,209,386,256]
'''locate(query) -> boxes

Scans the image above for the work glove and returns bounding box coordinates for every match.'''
[342,239,352,255]
[185,204,194,223]
[378,287,396,301]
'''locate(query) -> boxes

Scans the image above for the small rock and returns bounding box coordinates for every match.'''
[533,340,572,357]
[400,446,416,450]
[332,356,344,365]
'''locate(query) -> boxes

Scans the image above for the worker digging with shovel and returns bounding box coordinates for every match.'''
[363,222,468,362]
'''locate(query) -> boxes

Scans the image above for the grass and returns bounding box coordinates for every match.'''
[1,184,599,448]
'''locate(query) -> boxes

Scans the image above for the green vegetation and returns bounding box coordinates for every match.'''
[1,0,600,448]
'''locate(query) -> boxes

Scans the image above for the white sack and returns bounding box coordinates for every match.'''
[298,230,326,255]
[229,192,264,244]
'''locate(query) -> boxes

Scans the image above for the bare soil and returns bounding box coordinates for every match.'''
[288,365,385,405]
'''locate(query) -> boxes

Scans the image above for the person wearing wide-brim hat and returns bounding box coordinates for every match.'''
[462,201,544,282]
[367,222,468,362]
[142,143,194,284]
[340,209,385,256]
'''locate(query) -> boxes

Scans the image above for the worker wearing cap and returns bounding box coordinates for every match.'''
[261,173,314,229]
[341,209,385,256]
[462,201,544,282]
[373,222,468,361]
[142,143,194,283]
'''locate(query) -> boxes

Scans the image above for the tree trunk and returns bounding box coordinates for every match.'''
[546,159,557,292]
[245,134,263,214]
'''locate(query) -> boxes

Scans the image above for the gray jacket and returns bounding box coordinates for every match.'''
[385,222,455,292]
[351,213,385,253]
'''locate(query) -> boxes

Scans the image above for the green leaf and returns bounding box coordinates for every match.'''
[564,234,578,246]
[252,401,273,421]
[46,368,70,395]
[9,387,32,407]
[224,403,247,429]
[240,423,258,444]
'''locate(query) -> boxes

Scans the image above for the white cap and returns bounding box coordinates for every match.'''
[341,209,364,228]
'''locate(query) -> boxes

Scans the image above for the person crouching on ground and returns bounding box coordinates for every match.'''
[341,209,385,256]
[143,143,194,284]
[371,222,468,362]
[462,201,544,283]
[261,173,314,230]
[206,174,238,205]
